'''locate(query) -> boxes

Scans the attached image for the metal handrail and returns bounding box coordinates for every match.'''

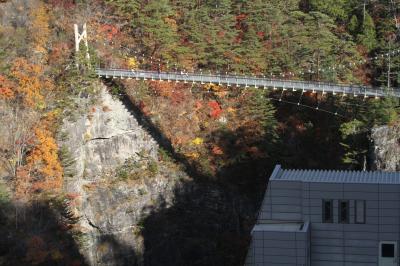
[95,68,400,98]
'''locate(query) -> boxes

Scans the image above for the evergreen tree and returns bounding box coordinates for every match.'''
[239,88,277,138]
[134,0,180,60]
[105,0,140,19]
[308,0,347,21]
[348,15,359,36]
[357,12,377,51]
[204,0,237,71]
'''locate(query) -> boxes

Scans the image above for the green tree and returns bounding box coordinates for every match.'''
[205,0,237,70]
[239,88,277,138]
[357,12,377,51]
[105,0,140,19]
[348,15,359,36]
[308,0,347,21]
[134,0,180,60]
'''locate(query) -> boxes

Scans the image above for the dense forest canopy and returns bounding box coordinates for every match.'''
[106,0,399,86]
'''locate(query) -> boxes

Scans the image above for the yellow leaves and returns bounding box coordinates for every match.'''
[185,152,199,159]
[29,3,50,59]
[203,83,224,92]
[127,57,138,69]
[214,90,228,98]
[203,84,228,97]
[164,17,178,32]
[227,107,236,113]
[191,137,204,145]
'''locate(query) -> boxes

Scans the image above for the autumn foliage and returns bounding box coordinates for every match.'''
[0,75,14,99]
[26,112,63,193]
[10,58,53,108]
[29,3,50,61]
[208,101,222,119]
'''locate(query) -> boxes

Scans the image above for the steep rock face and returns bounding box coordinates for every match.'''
[370,124,400,171]
[60,86,184,265]
[62,87,158,180]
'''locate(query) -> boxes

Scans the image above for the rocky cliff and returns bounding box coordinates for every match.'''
[60,85,187,265]
[58,83,259,266]
[370,124,400,171]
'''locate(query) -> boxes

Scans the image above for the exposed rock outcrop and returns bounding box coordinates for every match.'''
[370,124,400,171]
[60,85,186,265]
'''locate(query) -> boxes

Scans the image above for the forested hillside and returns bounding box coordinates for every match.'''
[0,0,399,265]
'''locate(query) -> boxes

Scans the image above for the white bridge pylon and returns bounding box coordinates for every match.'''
[74,23,90,67]
[95,68,400,99]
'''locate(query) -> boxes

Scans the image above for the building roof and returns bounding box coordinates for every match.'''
[270,165,400,184]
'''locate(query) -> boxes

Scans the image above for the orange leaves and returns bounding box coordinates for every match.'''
[150,82,188,105]
[0,75,14,99]
[150,81,174,98]
[10,58,53,108]
[25,112,63,194]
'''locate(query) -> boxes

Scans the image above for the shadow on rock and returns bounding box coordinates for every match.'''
[0,199,87,266]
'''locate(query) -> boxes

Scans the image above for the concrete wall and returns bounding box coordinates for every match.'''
[255,180,400,266]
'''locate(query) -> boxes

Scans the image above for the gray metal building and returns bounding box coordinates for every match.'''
[245,165,400,266]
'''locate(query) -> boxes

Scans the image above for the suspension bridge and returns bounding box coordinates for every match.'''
[72,23,400,99]
[95,68,400,98]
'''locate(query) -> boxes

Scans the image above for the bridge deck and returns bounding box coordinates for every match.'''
[95,68,400,98]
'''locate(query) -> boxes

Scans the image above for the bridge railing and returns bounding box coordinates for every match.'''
[95,68,400,98]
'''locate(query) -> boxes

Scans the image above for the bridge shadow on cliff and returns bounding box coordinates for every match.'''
[101,78,282,266]
[101,79,347,266]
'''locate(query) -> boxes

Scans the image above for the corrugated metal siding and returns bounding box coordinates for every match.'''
[247,165,400,265]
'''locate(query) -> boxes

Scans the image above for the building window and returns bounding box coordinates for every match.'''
[322,200,333,223]
[382,243,395,257]
[355,200,366,224]
[339,200,349,223]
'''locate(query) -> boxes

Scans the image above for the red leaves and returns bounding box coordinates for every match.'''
[236,14,247,21]
[208,101,222,119]
[212,145,224,155]
[66,192,81,200]
[0,75,14,99]
[194,100,203,111]
[138,100,150,116]
[99,24,119,41]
